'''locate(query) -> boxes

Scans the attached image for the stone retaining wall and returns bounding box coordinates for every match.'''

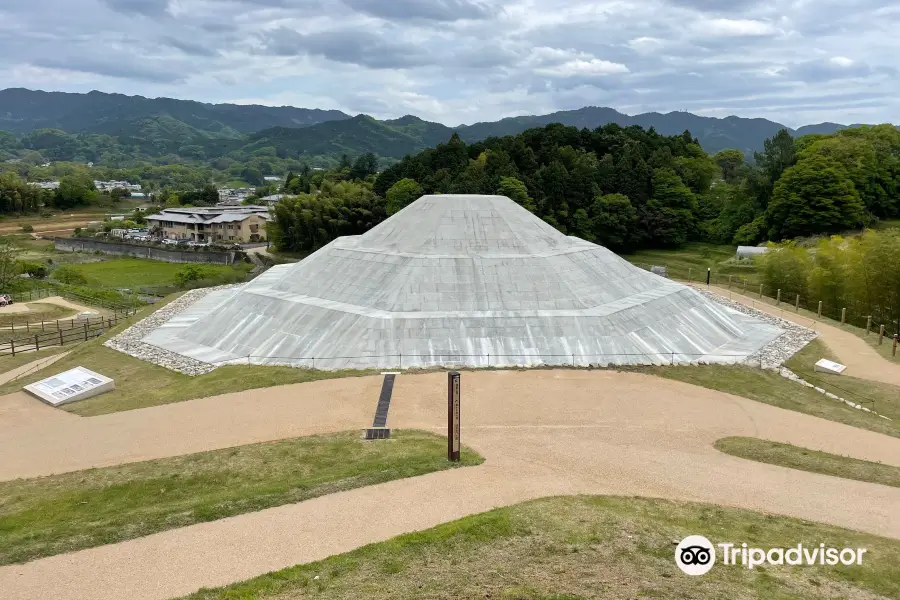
[53,237,235,265]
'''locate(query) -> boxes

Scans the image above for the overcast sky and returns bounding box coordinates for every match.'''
[0,0,897,127]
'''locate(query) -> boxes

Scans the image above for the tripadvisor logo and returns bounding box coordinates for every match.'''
[675,535,867,576]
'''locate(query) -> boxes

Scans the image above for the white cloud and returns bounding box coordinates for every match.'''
[536,58,629,77]
[698,18,778,37]
[0,0,897,127]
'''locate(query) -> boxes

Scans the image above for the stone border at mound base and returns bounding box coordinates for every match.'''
[104,285,242,376]
[105,283,818,377]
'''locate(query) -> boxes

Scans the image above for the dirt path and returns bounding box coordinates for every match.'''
[0,351,69,386]
[700,284,900,386]
[1,369,899,600]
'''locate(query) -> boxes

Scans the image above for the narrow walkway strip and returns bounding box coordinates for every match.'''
[366,373,397,439]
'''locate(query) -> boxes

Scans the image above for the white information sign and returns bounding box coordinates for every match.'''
[814,358,847,376]
[24,366,115,407]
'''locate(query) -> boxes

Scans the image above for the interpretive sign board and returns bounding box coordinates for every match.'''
[448,371,460,462]
[814,359,847,375]
[24,366,115,407]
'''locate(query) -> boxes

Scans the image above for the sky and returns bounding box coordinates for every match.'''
[0,0,898,128]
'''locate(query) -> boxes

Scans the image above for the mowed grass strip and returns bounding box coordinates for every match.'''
[0,343,381,416]
[0,430,483,565]
[180,496,900,600]
[785,338,900,420]
[642,362,900,439]
[715,437,900,488]
[63,258,250,288]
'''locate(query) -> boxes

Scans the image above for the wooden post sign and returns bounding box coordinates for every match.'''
[447,371,461,462]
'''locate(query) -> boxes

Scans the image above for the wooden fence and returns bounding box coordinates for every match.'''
[0,308,137,357]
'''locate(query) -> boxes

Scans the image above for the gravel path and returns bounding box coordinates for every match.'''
[701,284,900,387]
[1,369,899,600]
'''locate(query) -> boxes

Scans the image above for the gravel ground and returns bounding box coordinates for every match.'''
[104,285,241,376]
[695,288,819,369]
[3,369,900,600]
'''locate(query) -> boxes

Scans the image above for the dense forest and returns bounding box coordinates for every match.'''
[4,118,899,260]
[268,122,900,254]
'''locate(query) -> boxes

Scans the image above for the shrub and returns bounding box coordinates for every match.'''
[21,224,33,233]
[19,261,48,278]
[53,265,89,285]
[174,264,214,287]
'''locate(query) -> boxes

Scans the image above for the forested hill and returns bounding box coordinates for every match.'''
[0,88,350,134]
[0,88,858,168]
[361,122,900,251]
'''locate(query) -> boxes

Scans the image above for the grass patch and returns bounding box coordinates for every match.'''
[785,339,900,421]
[715,437,900,488]
[0,302,76,328]
[0,430,482,565]
[0,347,67,375]
[641,363,900,439]
[0,342,377,417]
[621,242,758,283]
[179,495,900,600]
[61,258,251,289]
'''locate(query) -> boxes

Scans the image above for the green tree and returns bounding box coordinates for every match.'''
[712,149,744,184]
[767,154,865,239]
[385,178,423,215]
[673,144,718,195]
[55,173,97,208]
[496,177,535,212]
[756,242,811,302]
[350,152,378,181]
[589,193,638,250]
[0,244,21,290]
[752,128,796,208]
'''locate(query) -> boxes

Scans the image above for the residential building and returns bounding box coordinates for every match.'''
[146,206,270,243]
[257,194,286,204]
[217,187,255,205]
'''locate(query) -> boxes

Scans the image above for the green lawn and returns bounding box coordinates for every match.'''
[0,347,66,375]
[715,437,900,489]
[0,342,380,416]
[61,258,251,289]
[181,496,900,600]
[785,339,900,420]
[620,242,759,284]
[642,361,900,439]
[0,430,482,565]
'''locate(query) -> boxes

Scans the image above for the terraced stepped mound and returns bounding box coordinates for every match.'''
[141,194,783,370]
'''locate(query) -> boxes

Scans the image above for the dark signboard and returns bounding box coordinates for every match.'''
[447,371,460,461]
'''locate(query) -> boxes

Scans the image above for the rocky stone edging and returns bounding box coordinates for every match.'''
[104,285,241,376]
[694,287,819,370]
[779,366,893,421]
[695,286,892,421]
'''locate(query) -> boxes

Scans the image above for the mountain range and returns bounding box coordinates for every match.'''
[0,88,858,165]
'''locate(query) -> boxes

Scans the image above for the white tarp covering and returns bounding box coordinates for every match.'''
[141,195,784,370]
[24,366,115,406]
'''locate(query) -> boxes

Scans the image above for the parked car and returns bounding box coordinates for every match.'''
[161,239,178,246]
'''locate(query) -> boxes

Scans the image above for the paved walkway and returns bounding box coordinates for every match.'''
[1,369,899,600]
[700,284,900,386]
